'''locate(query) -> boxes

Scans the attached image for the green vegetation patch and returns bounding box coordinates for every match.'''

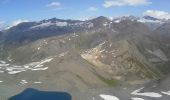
[98,75,117,87]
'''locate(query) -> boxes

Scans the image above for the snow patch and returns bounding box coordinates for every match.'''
[100,94,119,100]
[87,23,94,28]
[59,51,69,57]
[0,70,4,73]
[0,57,53,75]
[138,18,162,23]
[31,67,48,71]
[8,70,26,74]
[31,21,67,29]
[131,97,145,100]
[31,22,54,29]
[34,82,42,84]
[0,63,10,67]
[0,60,6,64]
[55,21,67,27]
[103,22,108,26]
[114,19,121,23]
[37,47,41,50]
[131,87,162,97]
[161,91,170,95]
[20,80,28,84]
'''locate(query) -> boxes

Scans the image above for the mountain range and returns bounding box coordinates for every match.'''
[0,15,170,100]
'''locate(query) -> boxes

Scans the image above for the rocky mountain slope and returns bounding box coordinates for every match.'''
[0,16,170,99]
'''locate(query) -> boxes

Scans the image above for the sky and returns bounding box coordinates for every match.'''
[0,0,170,28]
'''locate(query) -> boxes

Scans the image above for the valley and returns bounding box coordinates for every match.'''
[0,16,170,100]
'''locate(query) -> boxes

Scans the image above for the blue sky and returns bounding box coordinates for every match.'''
[0,0,170,27]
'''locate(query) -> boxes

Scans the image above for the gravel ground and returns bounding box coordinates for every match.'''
[0,73,170,100]
[0,82,170,100]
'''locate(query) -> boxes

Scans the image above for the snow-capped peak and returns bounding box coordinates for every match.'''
[138,16,164,23]
[113,16,139,23]
[30,19,68,29]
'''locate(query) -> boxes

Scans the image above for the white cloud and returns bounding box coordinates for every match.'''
[11,19,29,26]
[78,17,89,21]
[4,19,29,30]
[103,0,151,8]
[3,19,29,30]
[46,2,61,8]
[88,7,98,11]
[0,21,5,30]
[0,21,5,27]
[143,10,170,19]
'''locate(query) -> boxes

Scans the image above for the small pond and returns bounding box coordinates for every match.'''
[8,88,72,100]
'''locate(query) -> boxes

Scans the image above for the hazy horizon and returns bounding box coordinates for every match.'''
[0,0,170,27]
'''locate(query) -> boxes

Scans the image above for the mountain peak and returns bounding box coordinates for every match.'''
[91,16,111,21]
[143,16,160,21]
[121,15,138,20]
[113,15,138,23]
